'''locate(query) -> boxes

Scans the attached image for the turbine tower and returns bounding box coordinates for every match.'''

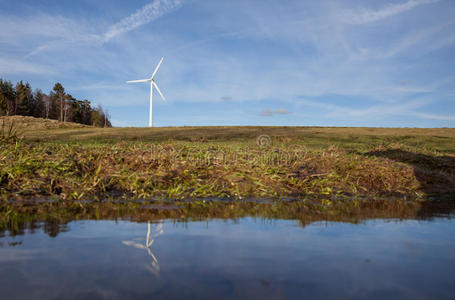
[127,57,166,127]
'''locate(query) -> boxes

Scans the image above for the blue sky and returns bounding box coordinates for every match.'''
[1,0,454,127]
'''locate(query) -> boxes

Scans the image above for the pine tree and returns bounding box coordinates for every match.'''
[81,100,92,125]
[0,79,8,115]
[51,82,65,121]
[15,81,32,116]
[4,80,16,116]
[1,78,112,126]
[32,89,46,118]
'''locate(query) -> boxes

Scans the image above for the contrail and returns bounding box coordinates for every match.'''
[103,0,183,42]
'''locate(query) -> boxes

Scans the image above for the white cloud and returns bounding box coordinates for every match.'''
[103,0,183,42]
[341,0,440,25]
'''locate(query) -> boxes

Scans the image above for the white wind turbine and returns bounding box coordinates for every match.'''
[127,57,166,127]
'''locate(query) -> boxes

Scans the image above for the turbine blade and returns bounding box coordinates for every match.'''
[151,57,164,80]
[152,81,166,102]
[127,79,150,83]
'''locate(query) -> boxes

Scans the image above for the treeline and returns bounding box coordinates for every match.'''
[0,79,111,127]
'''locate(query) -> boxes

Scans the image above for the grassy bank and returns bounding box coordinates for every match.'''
[1,117,454,202]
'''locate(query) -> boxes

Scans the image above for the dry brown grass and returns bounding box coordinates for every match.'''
[0,116,89,130]
[1,141,454,202]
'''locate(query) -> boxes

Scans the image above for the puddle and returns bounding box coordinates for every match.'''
[1,215,455,299]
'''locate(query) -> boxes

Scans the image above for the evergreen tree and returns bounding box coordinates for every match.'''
[15,81,32,116]
[64,94,77,123]
[0,78,111,126]
[81,100,92,125]
[32,89,46,118]
[3,80,16,116]
[51,82,65,121]
[0,79,12,115]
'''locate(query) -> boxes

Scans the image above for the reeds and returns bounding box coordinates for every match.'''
[0,119,20,143]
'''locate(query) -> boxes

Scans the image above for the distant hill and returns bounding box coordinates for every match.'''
[0,116,90,130]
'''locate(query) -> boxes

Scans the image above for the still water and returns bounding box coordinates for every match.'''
[1,216,455,300]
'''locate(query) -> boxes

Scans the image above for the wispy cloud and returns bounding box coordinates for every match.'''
[71,83,131,91]
[103,0,183,42]
[0,57,55,75]
[296,97,455,122]
[260,108,291,117]
[341,0,440,25]
[412,112,455,121]
[378,19,455,58]
[20,1,184,58]
[1,0,453,127]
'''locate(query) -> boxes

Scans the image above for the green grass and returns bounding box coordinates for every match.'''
[1,119,455,202]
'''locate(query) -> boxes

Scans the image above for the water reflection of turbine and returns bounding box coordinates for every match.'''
[122,222,164,276]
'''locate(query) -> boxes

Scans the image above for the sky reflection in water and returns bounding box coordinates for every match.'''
[1,217,455,300]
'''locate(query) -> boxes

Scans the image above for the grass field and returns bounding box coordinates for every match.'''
[1,116,455,203]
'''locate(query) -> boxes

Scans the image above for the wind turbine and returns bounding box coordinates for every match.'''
[127,57,166,127]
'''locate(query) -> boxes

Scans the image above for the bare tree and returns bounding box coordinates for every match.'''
[104,108,110,127]
[44,94,50,119]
